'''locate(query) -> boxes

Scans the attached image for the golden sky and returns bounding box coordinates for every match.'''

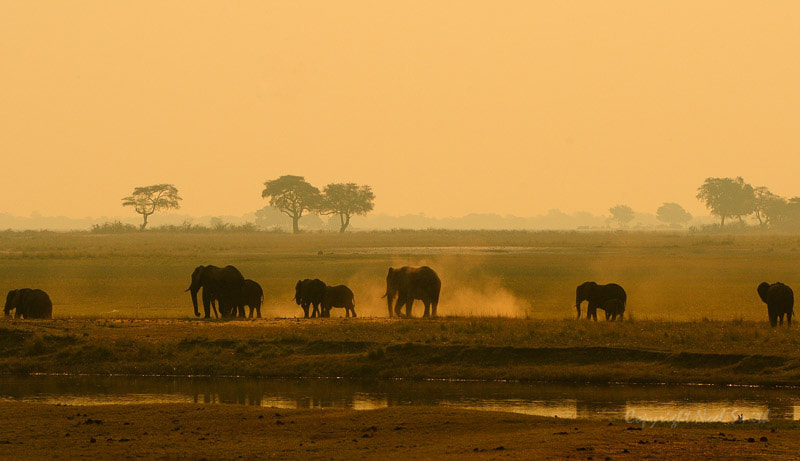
[1,1,799,218]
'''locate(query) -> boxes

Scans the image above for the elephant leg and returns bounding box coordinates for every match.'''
[787,312,792,326]
[238,304,246,318]
[604,310,610,321]
[351,307,356,318]
[405,299,413,318]
[394,298,405,318]
[202,292,212,319]
[422,300,431,318]
[769,313,778,327]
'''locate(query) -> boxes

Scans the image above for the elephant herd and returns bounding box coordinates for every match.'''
[1,265,794,327]
[187,264,443,320]
[294,279,356,318]
[186,265,264,319]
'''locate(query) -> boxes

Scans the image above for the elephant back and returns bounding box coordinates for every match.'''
[408,266,441,297]
[324,285,355,307]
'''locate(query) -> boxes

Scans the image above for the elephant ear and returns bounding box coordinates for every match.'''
[3,290,16,314]
[11,290,25,313]
[757,282,771,303]
[5,289,15,306]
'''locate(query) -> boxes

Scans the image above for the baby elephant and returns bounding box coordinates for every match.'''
[241,279,264,319]
[757,282,793,327]
[4,289,53,319]
[321,285,356,318]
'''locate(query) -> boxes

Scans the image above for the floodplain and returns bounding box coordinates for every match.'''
[2,230,800,458]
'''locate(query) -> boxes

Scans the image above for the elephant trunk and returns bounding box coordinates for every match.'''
[385,290,395,316]
[189,287,201,317]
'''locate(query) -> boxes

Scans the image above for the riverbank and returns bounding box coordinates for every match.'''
[2,318,800,386]
[0,402,797,459]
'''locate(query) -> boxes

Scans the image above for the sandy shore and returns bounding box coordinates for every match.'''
[0,402,797,459]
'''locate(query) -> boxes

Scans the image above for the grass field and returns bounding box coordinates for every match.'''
[2,317,799,385]
[4,230,800,458]
[1,230,799,321]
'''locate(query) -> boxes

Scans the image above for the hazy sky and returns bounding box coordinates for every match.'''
[2,1,799,218]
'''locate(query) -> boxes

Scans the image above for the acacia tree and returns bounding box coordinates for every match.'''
[696,177,755,226]
[121,184,182,230]
[609,205,635,227]
[261,175,321,233]
[753,186,784,228]
[320,183,375,233]
[656,202,692,227]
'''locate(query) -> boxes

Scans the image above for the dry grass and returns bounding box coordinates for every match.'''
[2,318,800,385]
[1,230,799,320]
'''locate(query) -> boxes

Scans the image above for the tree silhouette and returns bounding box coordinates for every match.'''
[656,203,692,227]
[696,177,755,227]
[753,186,784,228]
[320,183,375,233]
[609,205,635,227]
[261,175,321,234]
[122,184,182,230]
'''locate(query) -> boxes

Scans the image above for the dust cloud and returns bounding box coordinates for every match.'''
[339,255,531,318]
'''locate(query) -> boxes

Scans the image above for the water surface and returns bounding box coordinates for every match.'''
[1,376,797,423]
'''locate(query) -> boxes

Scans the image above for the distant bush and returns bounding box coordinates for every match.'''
[90,221,139,233]
[90,220,268,234]
[149,220,264,233]
[689,221,758,235]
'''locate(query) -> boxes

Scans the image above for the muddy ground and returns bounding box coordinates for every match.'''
[1,402,797,460]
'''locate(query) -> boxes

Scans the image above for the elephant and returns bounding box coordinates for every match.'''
[240,279,264,319]
[383,266,441,318]
[294,279,326,318]
[4,289,52,319]
[757,282,793,327]
[321,285,356,318]
[186,265,245,319]
[575,281,626,321]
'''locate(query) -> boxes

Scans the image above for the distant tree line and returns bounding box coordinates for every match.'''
[696,177,800,230]
[118,176,375,234]
[111,176,800,234]
[261,175,374,234]
[607,203,692,228]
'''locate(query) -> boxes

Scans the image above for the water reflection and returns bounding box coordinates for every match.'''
[0,376,797,422]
